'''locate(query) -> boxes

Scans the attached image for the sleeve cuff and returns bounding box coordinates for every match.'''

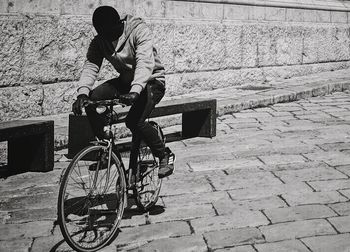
[130,84,143,94]
[77,86,91,96]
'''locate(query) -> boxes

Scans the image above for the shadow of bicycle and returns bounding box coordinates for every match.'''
[123,197,165,219]
[52,196,165,251]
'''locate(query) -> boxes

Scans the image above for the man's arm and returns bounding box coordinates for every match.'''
[129,23,155,94]
[77,37,104,96]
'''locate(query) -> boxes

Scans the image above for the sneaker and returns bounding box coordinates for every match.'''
[158,153,174,179]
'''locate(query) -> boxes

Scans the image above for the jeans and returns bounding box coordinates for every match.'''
[85,78,166,169]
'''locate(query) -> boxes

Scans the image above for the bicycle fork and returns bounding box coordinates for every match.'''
[90,140,113,195]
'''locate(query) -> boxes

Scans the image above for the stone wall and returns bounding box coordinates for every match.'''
[1,0,350,120]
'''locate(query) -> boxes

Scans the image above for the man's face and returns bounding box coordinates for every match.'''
[96,22,123,42]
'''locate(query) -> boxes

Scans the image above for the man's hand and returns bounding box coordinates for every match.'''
[119,92,139,106]
[72,94,90,115]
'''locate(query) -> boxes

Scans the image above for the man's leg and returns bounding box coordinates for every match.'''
[126,81,165,156]
[85,78,128,139]
[125,80,172,177]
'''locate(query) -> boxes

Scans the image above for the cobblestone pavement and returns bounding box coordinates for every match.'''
[2,91,350,251]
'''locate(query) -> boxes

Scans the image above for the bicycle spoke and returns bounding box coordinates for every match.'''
[72,167,88,190]
[134,144,162,211]
[105,168,120,193]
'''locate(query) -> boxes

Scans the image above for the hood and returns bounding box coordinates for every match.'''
[122,15,144,38]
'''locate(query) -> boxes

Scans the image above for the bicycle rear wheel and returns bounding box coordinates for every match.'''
[58,145,126,252]
[133,122,163,211]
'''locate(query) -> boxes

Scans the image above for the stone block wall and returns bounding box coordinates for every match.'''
[1,0,350,120]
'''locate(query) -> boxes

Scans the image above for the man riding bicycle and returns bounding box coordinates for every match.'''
[72,6,173,178]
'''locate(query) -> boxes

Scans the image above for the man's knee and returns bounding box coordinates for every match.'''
[89,89,102,101]
[125,118,136,131]
[125,119,146,132]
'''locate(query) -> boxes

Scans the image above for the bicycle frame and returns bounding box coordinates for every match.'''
[85,98,162,192]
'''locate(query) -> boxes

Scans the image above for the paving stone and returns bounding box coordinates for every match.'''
[274,166,347,182]
[116,221,191,247]
[127,235,207,252]
[189,158,263,172]
[272,105,304,112]
[233,142,319,158]
[169,170,223,182]
[160,176,213,196]
[182,137,219,146]
[254,239,309,252]
[147,204,216,223]
[297,114,334,121]
[328,215,350,233]
[117,207,148,228]
[234,112,273,119]
[0,185,58,199]
[0,239,33,252]
[217,130,280,144]
[302,233,350,252]
[228,182,312,200]
[277,130,321,142]
[209,171,283,191]
[259,219,336,242]
[282,191,348,206]
[258,154,307,166]
[336,165,350,176]
[213,196,287,215]
[215,246,256,252]
[264,205,337,223]
[268,111,293,117]
[308,179,350,191]
[0,211,10,224]
[221,165,262,174]
[204,227,264,250]
[302,137,350,146]
[30,231,72,252]
[0,171,61,191]
[54,161,69,170]
[221,117,258,124]
[305,151,350,166]
[339,189,350,199]
[275,123,321,133]
[264,161,326,171]
[0,221,53,240]
[218,122,232,132]
[7,207,56,224]
[161,191,230,207]
[329,202,350,216]
[0,193,57,211]
[176,150,236,167]
[190,210,269,234]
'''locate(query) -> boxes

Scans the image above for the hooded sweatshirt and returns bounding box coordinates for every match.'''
[77,15,165,96]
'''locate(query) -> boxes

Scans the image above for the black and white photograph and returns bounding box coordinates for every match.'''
[1,0,350,251]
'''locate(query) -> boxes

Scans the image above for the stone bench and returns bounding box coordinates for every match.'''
[68,97,217,158]
[0,120,54,173]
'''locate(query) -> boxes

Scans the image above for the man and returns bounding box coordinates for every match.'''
[72,6,173,178]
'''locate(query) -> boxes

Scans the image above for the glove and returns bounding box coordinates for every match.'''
[119,92,139,106]
[72,94,90,115]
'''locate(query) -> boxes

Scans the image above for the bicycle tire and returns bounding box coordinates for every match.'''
[57,145,126,252]
[133,121,164,211]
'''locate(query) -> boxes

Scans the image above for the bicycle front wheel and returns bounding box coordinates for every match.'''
[57,145,126,252]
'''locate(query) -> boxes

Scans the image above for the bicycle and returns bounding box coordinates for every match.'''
[57,98,174,252]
